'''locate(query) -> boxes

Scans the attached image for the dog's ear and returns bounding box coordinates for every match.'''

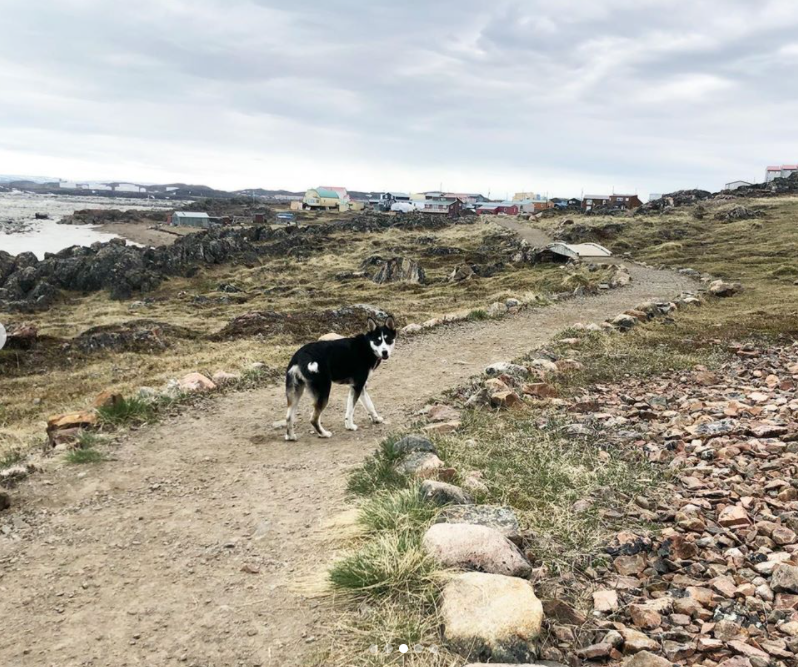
[385,316,396,331]
[367,317,378,332]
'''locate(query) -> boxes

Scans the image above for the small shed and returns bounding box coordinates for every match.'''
[547,242,613,261]
[171,211,215,228]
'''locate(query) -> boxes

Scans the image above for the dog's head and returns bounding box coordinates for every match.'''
[366,317,396,361]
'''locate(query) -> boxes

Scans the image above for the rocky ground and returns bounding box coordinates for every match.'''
[527,340,798,667]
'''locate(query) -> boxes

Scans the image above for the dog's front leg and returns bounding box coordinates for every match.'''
[345,386,359,431]
[359,389,384,424]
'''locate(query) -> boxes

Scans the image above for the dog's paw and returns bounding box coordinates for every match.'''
[285,433,298,442]
[318,430,333,438]
[345,422,358,431]
[370,414,385,424]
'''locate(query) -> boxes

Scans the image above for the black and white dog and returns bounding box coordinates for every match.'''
[284,317,396,441]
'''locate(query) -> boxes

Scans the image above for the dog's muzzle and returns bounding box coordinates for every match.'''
[381,351,389,360]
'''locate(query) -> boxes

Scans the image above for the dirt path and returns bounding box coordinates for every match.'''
[0,263,695,667]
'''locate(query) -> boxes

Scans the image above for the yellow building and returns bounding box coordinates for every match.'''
[513,191,538,201]
[303,187,342,209]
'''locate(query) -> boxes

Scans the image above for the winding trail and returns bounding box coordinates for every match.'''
[0,231,695,666]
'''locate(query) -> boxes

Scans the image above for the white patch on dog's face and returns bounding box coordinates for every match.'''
[369,332,395,361]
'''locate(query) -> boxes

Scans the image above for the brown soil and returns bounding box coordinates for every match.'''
[0,263,695,666]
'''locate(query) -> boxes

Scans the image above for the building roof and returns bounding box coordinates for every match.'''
[173,211,210,219]
[424,199,459,206]
[547,242,612,259]
[610,194,638,198]
[477,202,516,209]
[584,194,611,200]
[313,187,343,199]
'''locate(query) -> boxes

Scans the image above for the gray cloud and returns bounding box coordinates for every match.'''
[1,0,798,195]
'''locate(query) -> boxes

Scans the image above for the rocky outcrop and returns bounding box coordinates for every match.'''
[371,257,426,284]
[0,212,454,311]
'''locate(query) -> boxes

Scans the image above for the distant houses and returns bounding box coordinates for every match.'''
[303,186,360,211]
[724,180,752,191]
[476,202,520,215]
[171,211,217,228]
[765,165,798,183]
[582,194,641,212]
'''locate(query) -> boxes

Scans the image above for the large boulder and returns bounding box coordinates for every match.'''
[436,504,522,543]
[423,523,531,576]
[371,257,425,284]
[441,572,544,661]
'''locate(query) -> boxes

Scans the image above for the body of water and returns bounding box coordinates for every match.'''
[0,191,179,258]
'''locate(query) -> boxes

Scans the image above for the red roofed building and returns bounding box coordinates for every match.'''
[765,165,798,183]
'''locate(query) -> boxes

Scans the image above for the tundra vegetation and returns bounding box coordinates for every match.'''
[0,216,612,456]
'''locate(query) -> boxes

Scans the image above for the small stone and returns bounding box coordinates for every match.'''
[771,563,798,593]
[522,382,559,398]
[419,480,473,506]
[614,553,647,576]
[620,628,659,653]
[718,504,750,528]
[393,434,437,456]
[394,452,444,479]
[178,372,216,392]
[592,589,619,613]
[623,650,671,667]
[578,642,613,660]
[93,390,124,409]
[629,604,662,630]
[490,390,522,408]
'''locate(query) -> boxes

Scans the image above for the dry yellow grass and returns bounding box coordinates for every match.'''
[0,219,610,453]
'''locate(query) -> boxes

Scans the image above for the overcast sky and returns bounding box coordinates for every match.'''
[1,0,797,197]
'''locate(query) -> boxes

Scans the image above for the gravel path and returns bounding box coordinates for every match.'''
[0,252,695,666]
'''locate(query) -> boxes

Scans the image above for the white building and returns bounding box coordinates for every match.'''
[765,165,798,183]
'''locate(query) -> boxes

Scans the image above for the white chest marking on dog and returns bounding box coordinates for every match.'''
[307,362,319,373]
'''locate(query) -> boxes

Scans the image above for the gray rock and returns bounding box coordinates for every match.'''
[371,257,426,284]
[420,480,473,506]
[709,279,743,297]
[393,434,437,456]
[442,572,543,662]
[423,523,531,576]
[485,361,528,377]
[0,491,10,511]
[771,563,798,593]
[436,504,521,543]
[394,451,444,479]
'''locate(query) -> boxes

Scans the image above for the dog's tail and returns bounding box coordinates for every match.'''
[285,355,319,396]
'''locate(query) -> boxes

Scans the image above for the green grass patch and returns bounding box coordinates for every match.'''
[359,486,438,534]
[65,447,106,464]
[347,436,408,496]
[547,327,723,389]
[329,530,437,598]
[0,448,25,470]
[466,308,490,321]
[97,396,156,427]
[436,409,662,568]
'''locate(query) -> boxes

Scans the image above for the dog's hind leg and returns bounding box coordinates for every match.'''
[345,386,362,431]
[285,381,304,442]
[309,380,332,438]
[359,388,384,424]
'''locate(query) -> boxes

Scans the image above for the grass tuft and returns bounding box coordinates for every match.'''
[65,448,105,464]
[97,396,156,427]
[466,308,490,321]
[329,530,437,598]
[359,486,438,534]
[347,436,408,496]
